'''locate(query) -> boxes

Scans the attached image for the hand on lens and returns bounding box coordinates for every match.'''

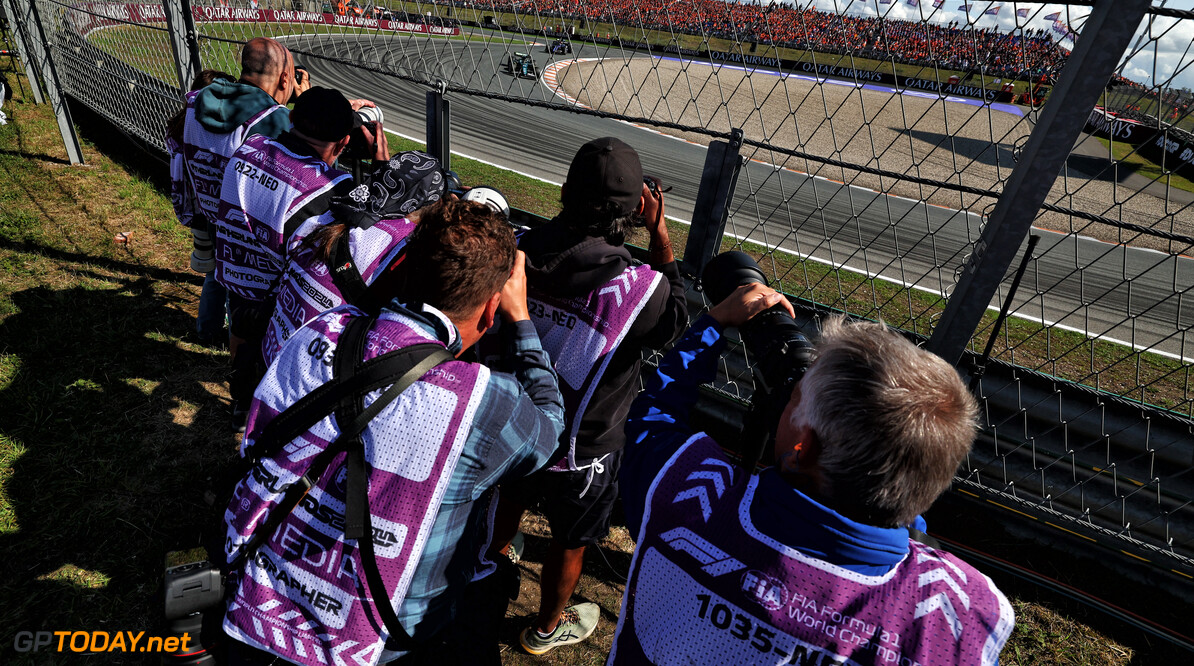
[498,251,530,322]
[708,283,794,329]
[371,122,388,162]
[640,180,665,234]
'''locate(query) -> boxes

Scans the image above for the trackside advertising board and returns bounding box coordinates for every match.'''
[1084,106,1194,179]
[67,3,460,36]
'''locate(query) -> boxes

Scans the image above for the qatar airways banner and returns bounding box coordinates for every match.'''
[1082,107,1194,179]
[1083,107,1149,144]
[68,3,459,37]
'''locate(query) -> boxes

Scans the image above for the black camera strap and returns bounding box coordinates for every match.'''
[231,315,451,649]
[326,230,370,311]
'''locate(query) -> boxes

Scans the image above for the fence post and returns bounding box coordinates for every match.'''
[425,82,450,172]
[926,0,1150,365]
[162,0,202,94]
[683,128,743,277]
[3,0,46,104]
[22,0,85,164]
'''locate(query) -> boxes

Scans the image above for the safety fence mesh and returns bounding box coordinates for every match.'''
[18,0,1194,572]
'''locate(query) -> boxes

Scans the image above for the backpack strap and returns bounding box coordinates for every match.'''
[245,342,444,463]
[334,318,454,651]
[228,316,451,644]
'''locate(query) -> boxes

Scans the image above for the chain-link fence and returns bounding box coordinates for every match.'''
[11,0,1194,601]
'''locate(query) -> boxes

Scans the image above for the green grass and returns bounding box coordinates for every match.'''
[0,68,236,660]
[1094,136,1194,194]
[89,21,537,85]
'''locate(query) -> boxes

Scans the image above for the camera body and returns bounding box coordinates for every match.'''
[343,105,384,161]
[634,175,670,227]
[161,550,224,664]
[701,251,817,470]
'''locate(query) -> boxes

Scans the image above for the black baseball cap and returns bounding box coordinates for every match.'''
[290,86,357,142]
[564,137,642,216]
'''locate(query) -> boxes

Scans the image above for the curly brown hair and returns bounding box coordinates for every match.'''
[377,200,515,319]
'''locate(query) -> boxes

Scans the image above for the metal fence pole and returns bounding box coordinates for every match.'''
[425,82,450,172]
[23,0,84,164]
[3,0,46,104]
[683,128,743,277]
[163,0,202,94]
[926,0,1150,365]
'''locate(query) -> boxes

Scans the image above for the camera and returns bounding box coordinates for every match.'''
[343,105,384,161]
[161,549,224,664]
[287,66,308,105]
[701,250,817,470]
[635,175,670,227]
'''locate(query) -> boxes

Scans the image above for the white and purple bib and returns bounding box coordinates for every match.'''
[180,90,284,221]
[263,216,416,366]
[609,436,1014,666]
[223,307,487,666]
[528,263,662,470]
[214,134,351,302]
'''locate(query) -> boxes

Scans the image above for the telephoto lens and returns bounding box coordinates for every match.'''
[355,105,383,126]
[701,251,816,395]
[462,186,511,219]
[701,251,817,471]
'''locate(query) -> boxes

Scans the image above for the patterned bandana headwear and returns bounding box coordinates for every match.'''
[331,151,445,229]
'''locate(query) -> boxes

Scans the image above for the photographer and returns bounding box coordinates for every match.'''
[213,86,381,431]
[178,38,300,350]
[610,284,1014,665]
[489,136,687,654]
[222,200,565,666]
[261,150,445,365]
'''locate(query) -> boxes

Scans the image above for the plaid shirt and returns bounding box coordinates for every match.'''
[238,302,564,654]
[390,307,565,643]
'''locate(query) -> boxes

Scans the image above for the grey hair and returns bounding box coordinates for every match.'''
[792,316,978,528]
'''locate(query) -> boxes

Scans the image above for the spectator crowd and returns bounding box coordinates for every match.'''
[459,0,1070,82]
[166,35,1014,666]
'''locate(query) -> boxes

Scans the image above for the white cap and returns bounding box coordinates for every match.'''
[462,186,510,219]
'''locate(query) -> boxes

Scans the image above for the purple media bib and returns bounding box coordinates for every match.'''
[180,90,284,220]
[610,436,1014,666]
[263,216,416,366]
[223,307,487,666]
[527,263,662,470]
[214,134,350,302]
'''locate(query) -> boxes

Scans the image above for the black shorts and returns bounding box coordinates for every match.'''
[502,449,623,549]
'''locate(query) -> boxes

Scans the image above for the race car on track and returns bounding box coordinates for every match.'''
[547,38,573,55]
[505,52,538,80]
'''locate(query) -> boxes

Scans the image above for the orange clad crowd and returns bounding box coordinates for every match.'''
[465,0,1070,81]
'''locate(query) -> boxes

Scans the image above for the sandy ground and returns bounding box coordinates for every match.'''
[558,57,1192,253]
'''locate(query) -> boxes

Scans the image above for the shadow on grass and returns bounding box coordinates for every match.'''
[0,237,204,288]
[0,277,238,654]
[0,147,73,166]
